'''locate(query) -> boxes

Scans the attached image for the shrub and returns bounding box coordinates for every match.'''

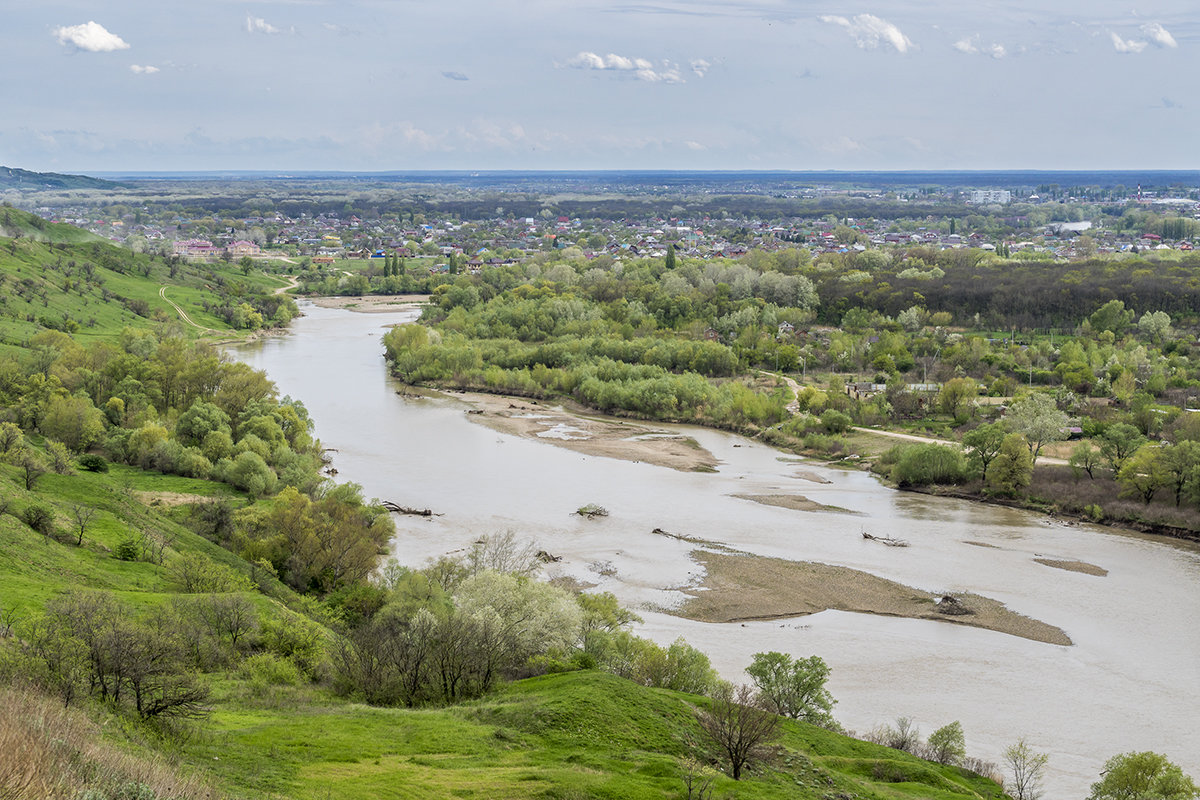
[114,539,141,561]
[78,453,109,472]
[239,653,302,688]
[21,504,56,536]
[889,444,968,486]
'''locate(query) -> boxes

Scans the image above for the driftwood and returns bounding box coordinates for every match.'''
[576,503,609,519]
[465,409,483,415]
[934,595,972,616]
[536,550,562,563]
[862,531,910,547]
[382,501,443,517]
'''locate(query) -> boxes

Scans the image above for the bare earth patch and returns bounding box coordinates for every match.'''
[963,540,1001,549]
[1034,558,1109,577]
[133,491,213,507]
[731,493,853,514]
[310,294,428,313]
[675,550,1072,646]
[457,392,719,473]
[793,469,833,485]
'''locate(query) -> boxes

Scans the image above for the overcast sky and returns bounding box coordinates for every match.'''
[3,1,1196,172]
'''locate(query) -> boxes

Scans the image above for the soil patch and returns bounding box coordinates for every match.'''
[963,541,1000,549]
[310,294,428,313]
[674,550,1072,646]
[133,491,213,507]
[457,392,718,473]
[793,470,833,485]
[732,493,853,514]
[1034,558,1108,577]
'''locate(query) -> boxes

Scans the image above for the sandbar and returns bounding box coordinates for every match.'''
[674,550,1072,646]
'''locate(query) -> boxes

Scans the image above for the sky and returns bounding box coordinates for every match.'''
[3,1,1197,172]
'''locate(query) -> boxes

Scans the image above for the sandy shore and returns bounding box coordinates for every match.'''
[310,294,429,313]
[731,493,854,514]
[455,392,719,473]
[1034,558,1108,576]
[675,550,1073,646]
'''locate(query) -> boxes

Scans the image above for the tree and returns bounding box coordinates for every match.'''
[1089,299,1134,335]
[1160,441,1200,506]
[70,503,97,547]
[1004,738,1049,800]
[1118,445,1169,505]
[926,721,966,765]
[1070,441,1103,480]
[1005,394,1068,463]
[665,243,677,270]
[963,422,1006,483]
[697,683,780,780]
[1088,752,1199,800]
[937,377,977,421]
[1137,311,1172,343]
[1100,424,1147,475]
[745,651,836,728]
[989,433,1033,494]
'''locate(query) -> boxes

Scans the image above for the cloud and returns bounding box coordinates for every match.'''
[52,21,130,52]
[953,35,1006,58]
[820,14,912,53]
[1141,22,1177,48]
[690,58,710,77]
[442,71,469,81]
[245,15,285,34]
[565,51,686,83]
[1110,31,1147,53]
[321,22,360,36]
[129,65,159,74]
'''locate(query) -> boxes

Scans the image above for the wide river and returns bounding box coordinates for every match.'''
[231,302,1200,798]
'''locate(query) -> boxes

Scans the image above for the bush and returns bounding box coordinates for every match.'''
[239,652,302,688]
[20,504,56,536]
[78,453,109,472]
[889,444,968,487]
[114,539,141,561]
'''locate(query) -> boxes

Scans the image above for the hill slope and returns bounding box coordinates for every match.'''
[0,165,122,191]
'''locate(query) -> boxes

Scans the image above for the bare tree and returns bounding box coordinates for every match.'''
[697,683,780,780]
[1005,737,1049,800]
[70,503,97,547]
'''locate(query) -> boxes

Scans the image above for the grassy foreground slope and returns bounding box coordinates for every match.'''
[0,451,1007,800]
[192,670,1005,800]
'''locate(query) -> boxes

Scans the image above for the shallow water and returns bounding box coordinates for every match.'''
[230,302,1200,798]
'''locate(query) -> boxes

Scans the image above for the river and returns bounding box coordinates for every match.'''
[229,301,1200,798]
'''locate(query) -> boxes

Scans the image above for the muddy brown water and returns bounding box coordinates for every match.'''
[230,302,1200,798]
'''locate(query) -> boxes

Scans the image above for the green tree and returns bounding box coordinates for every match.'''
[926,721,966,766]
[665,243,677,270]
[1117,445,1169,505]
[1069,441,1103,480]
[1088,752,1199,800]
[745,651,836,728]
[1089,299,1134,335]
[962,422,1006,482]
[1005,394,1068,463]
[1100,423,1147,474]
[989,433,1033,494]
[1161,441,1200,506]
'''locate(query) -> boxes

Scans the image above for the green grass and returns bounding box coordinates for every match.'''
[179,671,1006,800]
[0,207,289,344]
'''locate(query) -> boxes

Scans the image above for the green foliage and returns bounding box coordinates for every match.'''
[1088,752,1199,800]
[745,651,837,728]
[926,721,966,766]
[988,433,1033,494]
[889,444,968,487]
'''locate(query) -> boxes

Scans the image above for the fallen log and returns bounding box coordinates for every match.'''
[862,531,910,547]
[382,501,443,517]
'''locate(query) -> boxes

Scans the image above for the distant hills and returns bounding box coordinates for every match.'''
[0,165,122,191]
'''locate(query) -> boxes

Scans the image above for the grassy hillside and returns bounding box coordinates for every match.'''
[0,448,1009,800]
[0,207,294,347]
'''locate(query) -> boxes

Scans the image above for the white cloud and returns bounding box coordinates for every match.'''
[52,21,130,52]
[246,16,283,35]
[954,35,1006,58]
[130,65,159,74]
[566,52,686,83]
[1110,32,1147,53]
[690,58,710,78]
[1141,23,1177,49]
[820,14,912,53]
[442,71,469,81]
